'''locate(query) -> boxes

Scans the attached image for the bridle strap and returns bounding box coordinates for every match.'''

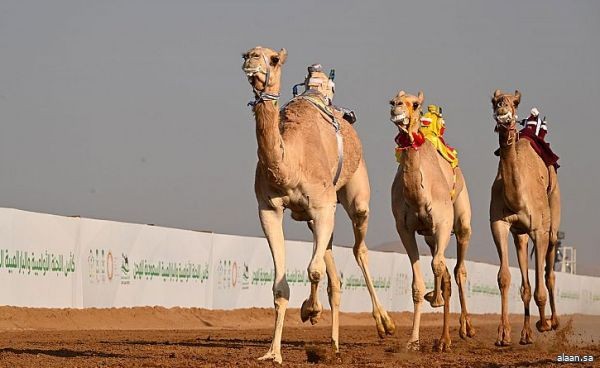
[495,118,519,146]
[248,53,280,107]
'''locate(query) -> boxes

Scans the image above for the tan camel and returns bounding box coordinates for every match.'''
[389,91,475,351]
[241,46,395,364]
[490,90,561,346]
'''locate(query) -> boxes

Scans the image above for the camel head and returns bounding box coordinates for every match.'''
[492,89,521,127]
[242,46,287,99]
[390,90,424,143]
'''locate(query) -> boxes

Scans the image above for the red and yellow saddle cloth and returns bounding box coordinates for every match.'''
[395,105,459,168]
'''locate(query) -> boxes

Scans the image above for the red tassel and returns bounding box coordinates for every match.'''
[412,132,425,148]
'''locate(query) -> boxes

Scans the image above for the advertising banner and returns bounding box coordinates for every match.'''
[0,207,598,315]
[0,208,80,308]
[80,218,213,308]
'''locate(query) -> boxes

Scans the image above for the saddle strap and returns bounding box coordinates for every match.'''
[334,130,344,186]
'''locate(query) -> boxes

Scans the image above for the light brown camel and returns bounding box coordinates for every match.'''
[389,91,475,352]
[241,46,395,364]
[490,90,561,346]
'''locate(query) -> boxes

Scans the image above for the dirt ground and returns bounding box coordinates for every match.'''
[0,307,597,367]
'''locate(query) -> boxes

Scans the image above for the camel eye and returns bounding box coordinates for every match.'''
[412,102,419,109]
[389,100,395,106]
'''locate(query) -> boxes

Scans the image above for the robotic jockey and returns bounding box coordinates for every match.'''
[292,64,357,124]
[521,107,548,140]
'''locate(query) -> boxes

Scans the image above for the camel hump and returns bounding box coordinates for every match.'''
[280,97,363,186]
[335,111,362,185]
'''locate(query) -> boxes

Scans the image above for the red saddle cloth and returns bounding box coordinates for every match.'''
[519,128,560,170]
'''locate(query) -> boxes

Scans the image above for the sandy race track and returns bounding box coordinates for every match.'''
[0,307,598,367]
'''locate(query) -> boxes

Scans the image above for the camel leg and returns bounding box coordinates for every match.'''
[491,220,512,346]
[307,221,341,352]
[425,223,452,308]
[398,228,425,351]
[531,230,551,333]
[435,267,452,352]
[324,241,341,352]
[514,233,533,345]
[302,205,335,328]
[452,186,475,339]
[257,205,289,364]
[339,160,395,338]
[545,239,559,330]
[547,166,561,330]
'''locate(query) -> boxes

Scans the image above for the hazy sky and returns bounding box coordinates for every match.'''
[1,1,598,276]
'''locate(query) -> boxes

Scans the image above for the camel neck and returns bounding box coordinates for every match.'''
[399,145,430,208]
[498,131,525,211]
[253,100,289,185]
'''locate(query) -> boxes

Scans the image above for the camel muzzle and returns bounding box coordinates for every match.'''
[391,113,409,132]
[494,110,513,124]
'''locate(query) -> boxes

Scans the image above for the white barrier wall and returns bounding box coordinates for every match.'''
[80,218,213,308]
[0,207,599,315]
[0,208,80,308]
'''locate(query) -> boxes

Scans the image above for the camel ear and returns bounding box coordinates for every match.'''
[397,90,406,98]
[271,48,287,66]
[417,91,424,104]
[514,90,521,107]
[492,89,502,104]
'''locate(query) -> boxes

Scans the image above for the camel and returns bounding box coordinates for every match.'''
[490,90,561,346]
[389,91,475,352]
[241,46,395,364]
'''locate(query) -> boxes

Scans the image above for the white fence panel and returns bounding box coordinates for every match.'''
[0,209,80,308]
[80,218,213,308]
[0,207,598,315]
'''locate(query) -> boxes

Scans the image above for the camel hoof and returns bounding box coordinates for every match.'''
[373,310,396,338]
[519,329,534,345]
[406,340,420,351]
[424,291,444,308]
[433,338,451,352]
[459,315,476,339]
[331,339,340,354]
[551,317,560,330]
[495,325,511,347]
[536,319,552,333]
[466,319,476,338]
[382,312,396,336]
[300,299,322,325]
[258,351,282,364]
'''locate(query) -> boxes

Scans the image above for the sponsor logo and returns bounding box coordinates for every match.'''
[120,253,130,285]
[88,248,115,284]
[241,263,250,290]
